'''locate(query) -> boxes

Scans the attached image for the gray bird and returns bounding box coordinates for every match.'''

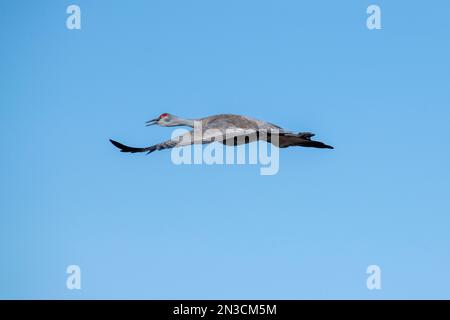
[109,113,333,154]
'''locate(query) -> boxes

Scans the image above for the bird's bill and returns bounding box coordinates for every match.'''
[145,118,159,126]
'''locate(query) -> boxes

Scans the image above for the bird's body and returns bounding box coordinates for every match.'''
[199,114,282,131]
[110,113,333,154]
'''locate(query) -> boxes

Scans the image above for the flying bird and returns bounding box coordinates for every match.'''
[109,113,333,154]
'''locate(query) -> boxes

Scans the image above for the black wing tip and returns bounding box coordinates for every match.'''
[109,138,157,154]
[109,139,121,148]
[109,139,137,153]
[109,139,126,150]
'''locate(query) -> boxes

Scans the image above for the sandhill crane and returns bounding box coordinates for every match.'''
[109,113,333,154]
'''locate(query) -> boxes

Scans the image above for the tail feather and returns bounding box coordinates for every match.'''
[279,133,333,149]
[296,140,334,149]
[297,132,315,139]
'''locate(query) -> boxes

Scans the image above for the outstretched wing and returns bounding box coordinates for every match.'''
[109,129,214,154]
[109,139,179,154]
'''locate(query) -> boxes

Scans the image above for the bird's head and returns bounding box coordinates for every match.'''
[145,113,179,127]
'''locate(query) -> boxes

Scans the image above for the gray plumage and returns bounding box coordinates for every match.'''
[110,113,333,154]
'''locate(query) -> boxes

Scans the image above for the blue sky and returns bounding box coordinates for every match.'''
[1,0,449,299]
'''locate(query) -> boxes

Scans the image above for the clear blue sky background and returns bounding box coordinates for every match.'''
[1,0,449,299]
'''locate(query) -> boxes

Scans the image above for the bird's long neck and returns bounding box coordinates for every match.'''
[174,117,196,127]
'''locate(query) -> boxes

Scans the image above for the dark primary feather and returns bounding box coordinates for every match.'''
[109,139,157,154]
[109,139,181,154]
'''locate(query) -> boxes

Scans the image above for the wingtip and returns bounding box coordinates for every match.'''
[109,139,122,149]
